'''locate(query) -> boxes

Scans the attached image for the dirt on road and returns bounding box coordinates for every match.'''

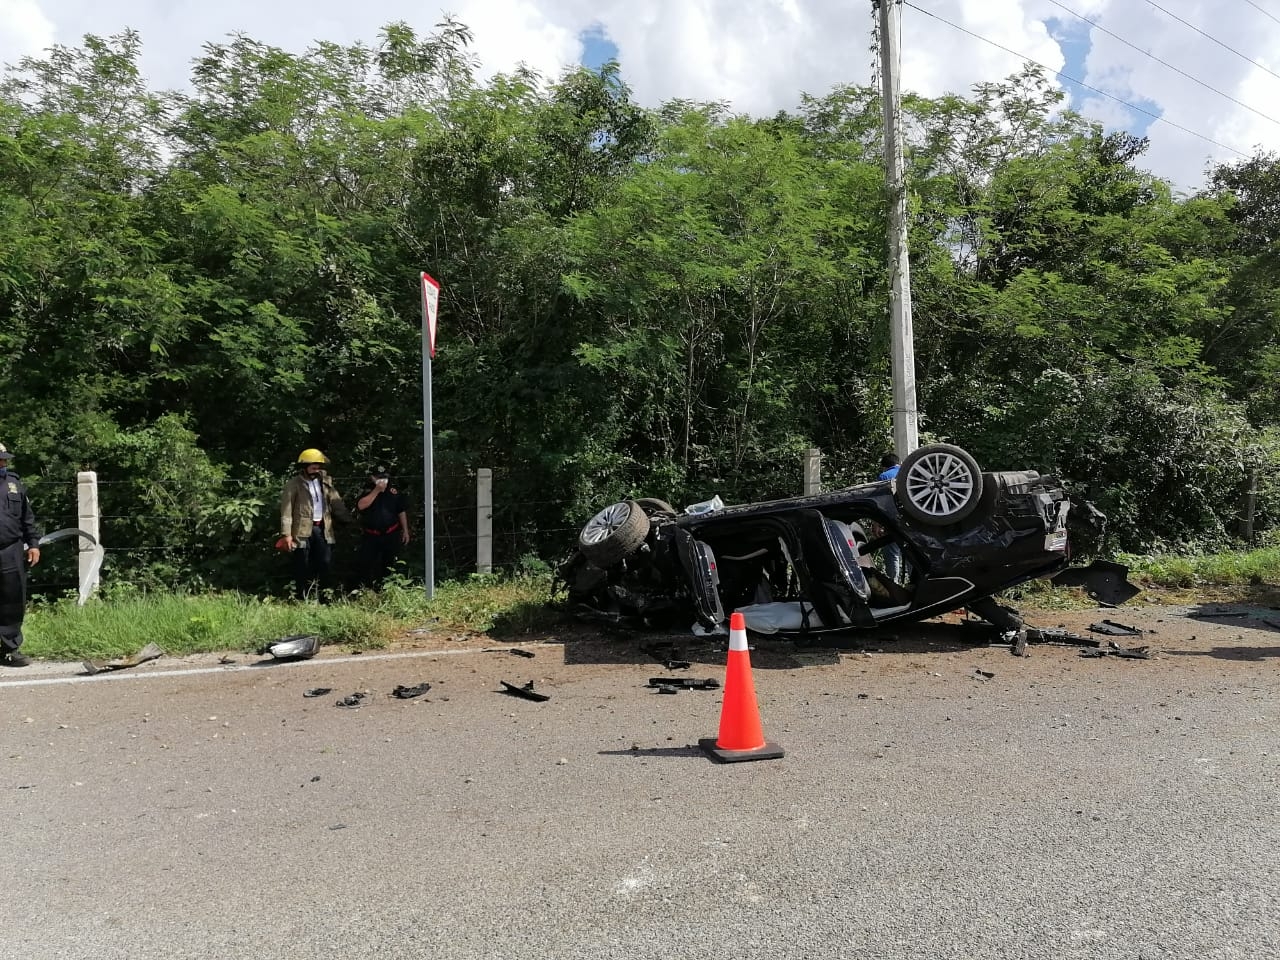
[367,592,1280,685]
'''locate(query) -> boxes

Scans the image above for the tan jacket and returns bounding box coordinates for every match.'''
[280,471,349,543]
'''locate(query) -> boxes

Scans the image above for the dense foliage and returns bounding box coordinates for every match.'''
[2,25,1277,592]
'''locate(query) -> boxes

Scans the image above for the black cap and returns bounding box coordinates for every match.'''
[370,464,390,477]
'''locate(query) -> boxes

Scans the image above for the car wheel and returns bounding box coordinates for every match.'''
[634,497,678,517]
[578,500,651,567]
[895,443,984,526]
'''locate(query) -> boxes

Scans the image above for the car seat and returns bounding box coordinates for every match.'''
[836,519,912,608]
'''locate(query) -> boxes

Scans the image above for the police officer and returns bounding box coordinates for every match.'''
[0,443,40,667]
[354,465,410,588]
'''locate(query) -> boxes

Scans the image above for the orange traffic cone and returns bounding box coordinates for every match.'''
[699,611,784,763]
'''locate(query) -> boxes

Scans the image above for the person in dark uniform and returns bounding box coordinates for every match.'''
[0,443,41,667]
[354,465,410,588]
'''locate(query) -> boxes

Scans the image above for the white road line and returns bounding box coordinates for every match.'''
[0,645,547,690]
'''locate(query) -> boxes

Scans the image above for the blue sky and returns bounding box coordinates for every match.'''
[1045,14,1157,141]
[579,23,618,73]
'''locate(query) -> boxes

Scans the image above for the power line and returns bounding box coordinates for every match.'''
[1046,0,1280,129]
[902,1,1249,158]
[1243,0,1280,28]
[1146,1,1280,83]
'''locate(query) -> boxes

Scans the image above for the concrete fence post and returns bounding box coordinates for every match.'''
[476,468,493,574]
[76,471,100,599]
[803,448,823,496]
[1240,467,1259,543]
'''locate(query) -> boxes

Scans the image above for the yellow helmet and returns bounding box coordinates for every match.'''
[296,448,328,465]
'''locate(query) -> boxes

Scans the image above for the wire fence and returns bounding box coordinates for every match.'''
[23,469,596,600]
[20,450,1278,601]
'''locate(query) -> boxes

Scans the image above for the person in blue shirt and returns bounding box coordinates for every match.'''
[877,452,900,483]
[877,453,905,584]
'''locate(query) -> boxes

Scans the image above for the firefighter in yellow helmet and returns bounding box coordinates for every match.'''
[279,448,351,600]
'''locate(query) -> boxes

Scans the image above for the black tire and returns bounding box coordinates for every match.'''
[895,443,984,526]
[634,497,678,517]
[578,500,651,567]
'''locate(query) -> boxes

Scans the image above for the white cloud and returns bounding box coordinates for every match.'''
[0,0,57,68]
[3,0,1279,191]
[1067,0,1280,187]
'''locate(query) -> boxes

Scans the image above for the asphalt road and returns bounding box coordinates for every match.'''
[2,604,1278,960]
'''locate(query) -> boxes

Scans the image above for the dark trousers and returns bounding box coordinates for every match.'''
[0,541,28,652]
[292,524,332,600]
[359,532,402,588]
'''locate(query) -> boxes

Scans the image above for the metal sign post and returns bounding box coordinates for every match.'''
[420,272,440,599]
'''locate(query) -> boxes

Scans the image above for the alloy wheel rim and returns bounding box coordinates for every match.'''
[904,451,975,517]
[581,502,632,544]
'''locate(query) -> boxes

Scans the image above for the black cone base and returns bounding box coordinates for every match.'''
[699,737,785,763]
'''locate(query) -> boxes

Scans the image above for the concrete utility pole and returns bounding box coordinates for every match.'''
[875,0,920,457]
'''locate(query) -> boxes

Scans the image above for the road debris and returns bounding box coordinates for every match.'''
[972,668,995,681]
[1088,619,1144,637]
[499,680,550,702]
[303,687,332,698]
[265,635,320,660]
[391,683,432,699]
[1080,642,1152,660]
[508,648,536,658]
[335,692,367,708]
[646,676,719,691]
[966,622,1156,661]
[82,642,164,676]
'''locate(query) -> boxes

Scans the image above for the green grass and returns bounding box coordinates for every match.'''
[18,547,1280,663]
[1004,546,1280,610]
[23,574,558,662]
[1118,546,1280,589]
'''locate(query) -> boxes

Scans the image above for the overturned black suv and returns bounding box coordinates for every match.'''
[557,444,1137,637]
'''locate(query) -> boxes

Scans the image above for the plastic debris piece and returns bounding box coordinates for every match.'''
[82,642,165,676]
[646,677,719,690]
[500,680,550,702]
[303,687,332,698]
[266,635,320,660]
[392,683,432,699]
[1088,620,1144,637]
[335,692,367,708]
[1080,642,1152,660]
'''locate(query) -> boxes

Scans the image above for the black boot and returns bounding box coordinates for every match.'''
[0,650,31,667]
